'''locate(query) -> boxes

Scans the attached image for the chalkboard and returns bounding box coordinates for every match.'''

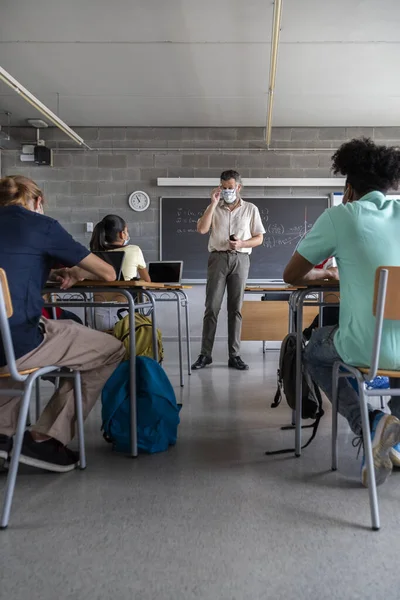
[160,196,329,282]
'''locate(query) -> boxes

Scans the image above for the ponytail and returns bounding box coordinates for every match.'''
[0,175,43,209]
[90,214,126,251]
[90,221,108,251]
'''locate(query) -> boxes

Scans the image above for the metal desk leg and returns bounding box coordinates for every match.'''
[151,294,159,362]
[288,294,296,334]
[180,291,192,376]
[122,291,137,457]
[289,291,298,428]
[295,290,307,457]
[50,293,58,320]
[143,291,158,363]
[172,291,184,387]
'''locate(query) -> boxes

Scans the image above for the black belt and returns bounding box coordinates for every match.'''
[211,250,249,255]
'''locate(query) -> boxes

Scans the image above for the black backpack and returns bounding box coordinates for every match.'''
[266,332,324,456]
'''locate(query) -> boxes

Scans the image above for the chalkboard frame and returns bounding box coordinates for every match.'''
[160,195,331,283]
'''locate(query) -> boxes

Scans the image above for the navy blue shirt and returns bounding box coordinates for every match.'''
[0,206,89,366]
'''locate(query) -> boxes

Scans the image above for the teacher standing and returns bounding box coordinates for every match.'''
[192,170,265,371]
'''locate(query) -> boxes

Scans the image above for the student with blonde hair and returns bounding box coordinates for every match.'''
[0,176,125,472]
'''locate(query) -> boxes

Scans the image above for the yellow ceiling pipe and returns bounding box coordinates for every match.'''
[266,0,283,148]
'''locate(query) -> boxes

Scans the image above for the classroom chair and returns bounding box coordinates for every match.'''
[0,269,86,530]
[331,266,400,531]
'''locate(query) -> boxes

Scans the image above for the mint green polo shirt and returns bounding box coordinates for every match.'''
[297,191,400,368]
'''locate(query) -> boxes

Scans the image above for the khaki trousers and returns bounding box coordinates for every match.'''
[201,251,250,358]
[0,318,125,445]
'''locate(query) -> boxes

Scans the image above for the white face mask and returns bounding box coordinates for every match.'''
[123,235,130,246]
[221,188,237,204]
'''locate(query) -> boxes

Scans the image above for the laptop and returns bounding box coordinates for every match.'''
[148,261,183,285]
[93,251,125,281]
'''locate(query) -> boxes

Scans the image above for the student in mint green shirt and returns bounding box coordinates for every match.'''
[284,138,400,488]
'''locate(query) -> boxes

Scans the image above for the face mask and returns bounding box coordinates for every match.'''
[123,235,130,246]
[221,188,237,204]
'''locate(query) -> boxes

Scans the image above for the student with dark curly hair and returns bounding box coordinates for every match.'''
[284,138,400,487]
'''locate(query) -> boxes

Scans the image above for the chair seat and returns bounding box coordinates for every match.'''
[0,367,40,378]
[358,367,400,378]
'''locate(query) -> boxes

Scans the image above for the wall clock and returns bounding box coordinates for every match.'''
[128,191,150,212]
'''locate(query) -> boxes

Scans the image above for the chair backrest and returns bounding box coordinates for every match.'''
[373,266,400,320]
[369,266,400,379]
[0,268,25,381]
[0,269,13,318]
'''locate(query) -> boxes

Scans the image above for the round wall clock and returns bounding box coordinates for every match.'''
[128,191,150,212]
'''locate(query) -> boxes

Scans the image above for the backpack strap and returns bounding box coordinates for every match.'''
[117,308,128,321]
[271,383,282,408]
[265,382,324,456]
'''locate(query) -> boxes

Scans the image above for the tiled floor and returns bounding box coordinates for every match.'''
[1,341,399,600]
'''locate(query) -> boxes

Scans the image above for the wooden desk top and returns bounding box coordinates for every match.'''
[45,280,192,291]
[245,281,339,292]
[245,285,297,292]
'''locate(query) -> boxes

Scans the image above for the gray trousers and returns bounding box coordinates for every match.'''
[0,318,125,445]
[201,251,250,358]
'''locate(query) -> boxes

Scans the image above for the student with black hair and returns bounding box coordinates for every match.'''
[284,138,400,487]
[90,214,150,282]
[90,214,151,331]
[192,170,265,371]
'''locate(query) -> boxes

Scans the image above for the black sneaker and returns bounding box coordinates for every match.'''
[16,432,79,473]
[191,355,213,370]
[228,356,249,371]
[0,434,12,468]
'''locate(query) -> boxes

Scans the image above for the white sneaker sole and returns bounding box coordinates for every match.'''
[17,453,79,473]
[362,415,400,487]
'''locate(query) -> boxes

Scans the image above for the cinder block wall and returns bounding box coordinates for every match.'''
[1,126,398,344]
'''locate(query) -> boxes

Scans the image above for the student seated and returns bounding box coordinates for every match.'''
[89,214,151,330]
[90,214,150,282]
[283,138,400,487]
[0,176,125,472]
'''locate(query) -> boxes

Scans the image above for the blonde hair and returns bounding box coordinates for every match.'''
[0,175,44,209]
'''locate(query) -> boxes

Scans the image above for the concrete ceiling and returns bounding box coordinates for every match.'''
[0,0,399,127]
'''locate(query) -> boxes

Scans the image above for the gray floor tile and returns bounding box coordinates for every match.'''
[0,342,399,600]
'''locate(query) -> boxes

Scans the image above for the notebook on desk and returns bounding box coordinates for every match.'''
[93,251,125,281]
[148,261,183,285]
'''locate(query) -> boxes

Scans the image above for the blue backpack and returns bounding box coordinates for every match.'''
[101,357,181,454]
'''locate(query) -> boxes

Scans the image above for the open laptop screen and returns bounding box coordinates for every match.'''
[148,261,183,284]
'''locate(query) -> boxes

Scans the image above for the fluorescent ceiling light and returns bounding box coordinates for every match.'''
[0,65,91,149]
[157,177,346,187]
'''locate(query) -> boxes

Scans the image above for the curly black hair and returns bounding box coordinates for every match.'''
[331,137,400,195]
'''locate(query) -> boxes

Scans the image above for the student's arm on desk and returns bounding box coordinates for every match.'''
[283,252,339,285]
[50,254,116,289]
[284,209,338,285]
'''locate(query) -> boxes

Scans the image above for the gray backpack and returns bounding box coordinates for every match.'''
[266,333,324,456]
